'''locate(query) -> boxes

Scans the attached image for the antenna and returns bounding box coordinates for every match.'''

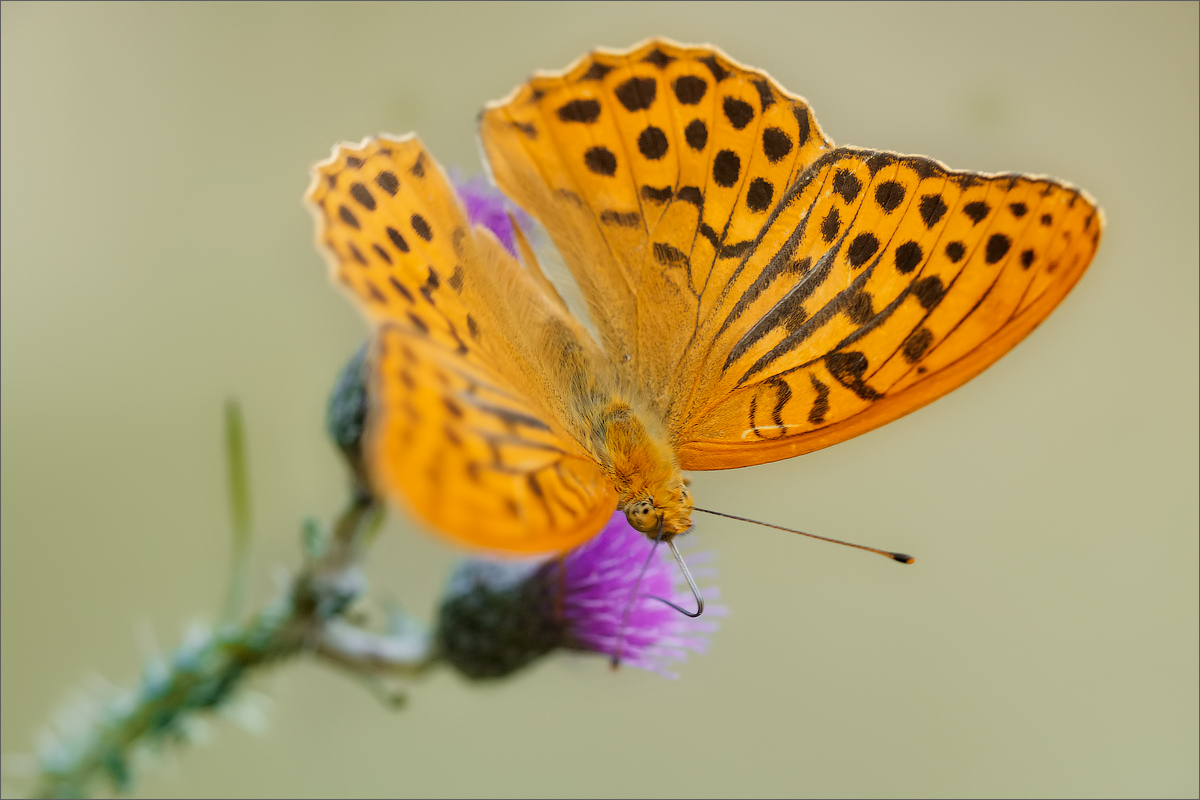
[693,507,915,564]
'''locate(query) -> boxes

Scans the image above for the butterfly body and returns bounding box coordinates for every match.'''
[517,308,693,536]
[307,39,1101,555]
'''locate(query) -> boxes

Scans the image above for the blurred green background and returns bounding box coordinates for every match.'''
[3,2,1197,797]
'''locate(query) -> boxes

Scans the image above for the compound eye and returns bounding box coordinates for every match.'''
[625,500,659,533]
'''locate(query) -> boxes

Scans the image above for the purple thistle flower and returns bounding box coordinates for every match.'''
[558,512,721,678]
[452,174,532,258]
[436,512,721,680]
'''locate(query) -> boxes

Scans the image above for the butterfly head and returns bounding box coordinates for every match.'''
[622,482,693,540]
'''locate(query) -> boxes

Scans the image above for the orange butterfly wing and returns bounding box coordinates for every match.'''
[673,149,1102,468]
[481,39,832,414]
[480,39,1101,470]
[307,136,616,552]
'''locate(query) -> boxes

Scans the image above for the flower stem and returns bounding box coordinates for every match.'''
[33,490,431,799]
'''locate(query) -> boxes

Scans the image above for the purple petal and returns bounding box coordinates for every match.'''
[452,175,530,257]
[558,512,723,677]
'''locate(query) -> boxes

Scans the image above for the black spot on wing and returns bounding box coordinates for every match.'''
[699,54,730,82]
[365,281,387,304]
[653,242,689,267]
[875,181,905,212]
[674,75,707,105]
[847,233,879,268]
[685,119,708,150]
[963,201,990,224]
[719,240,754,259]
[833,169,861,203]
[579,61,613,81]
[844,290,874,324]
[746,178,774,212]
[723,96,755,129]
[985,234,1011,264]
[762,127,793,163]
[584,146,617,176]
[821,208,840,243]
[768,378,792,429]
[825,351,881,400]
[409,152,426,178]
[375,171,399,195]
[912,275,945,310]
[894,241,923,274]
[638,126,669,159]
[642,48,674,68]
[865,153,896,176]
[411,213,433,241]
[387,226,409,253]
[338,205,360,229]
[792,102,811,147]
[713,150,740,187]
[945,241,965,263]
[911,159,941,180]
[902,327,933,362]
[677,186,704,209]
[388,276,413,303]
[919,194,948,228]
[641,185,673,203]
[476,401,551,432]
[558,99,601,123]
[1009,202,1028,218]
[615,76,656,111]
[808,374,830,424]
[350,183,376,210]
[752,78,776,111]
[406,311,429,335]
[600,210,641,227]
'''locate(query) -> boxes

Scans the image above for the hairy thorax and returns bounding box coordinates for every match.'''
[587,397,693,539]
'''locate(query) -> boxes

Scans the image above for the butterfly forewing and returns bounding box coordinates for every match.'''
[481,40,831,406]
[308,135,618,552]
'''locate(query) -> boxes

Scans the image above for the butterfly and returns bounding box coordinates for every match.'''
[306,39,1102,555]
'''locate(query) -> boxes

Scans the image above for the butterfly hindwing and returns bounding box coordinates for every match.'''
[673,148,1102,467]
[308,136,617,551]
[371,322,617,553]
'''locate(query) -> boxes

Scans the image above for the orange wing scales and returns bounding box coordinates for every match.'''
[308,135,618,553]
[372,325,616,553]
[481,40,832,407]
[312,39,1102,552]
[482,40,1100,472]
[675,149,1100,468]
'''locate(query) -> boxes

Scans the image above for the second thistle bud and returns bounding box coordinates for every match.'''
[435,559,565,680]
